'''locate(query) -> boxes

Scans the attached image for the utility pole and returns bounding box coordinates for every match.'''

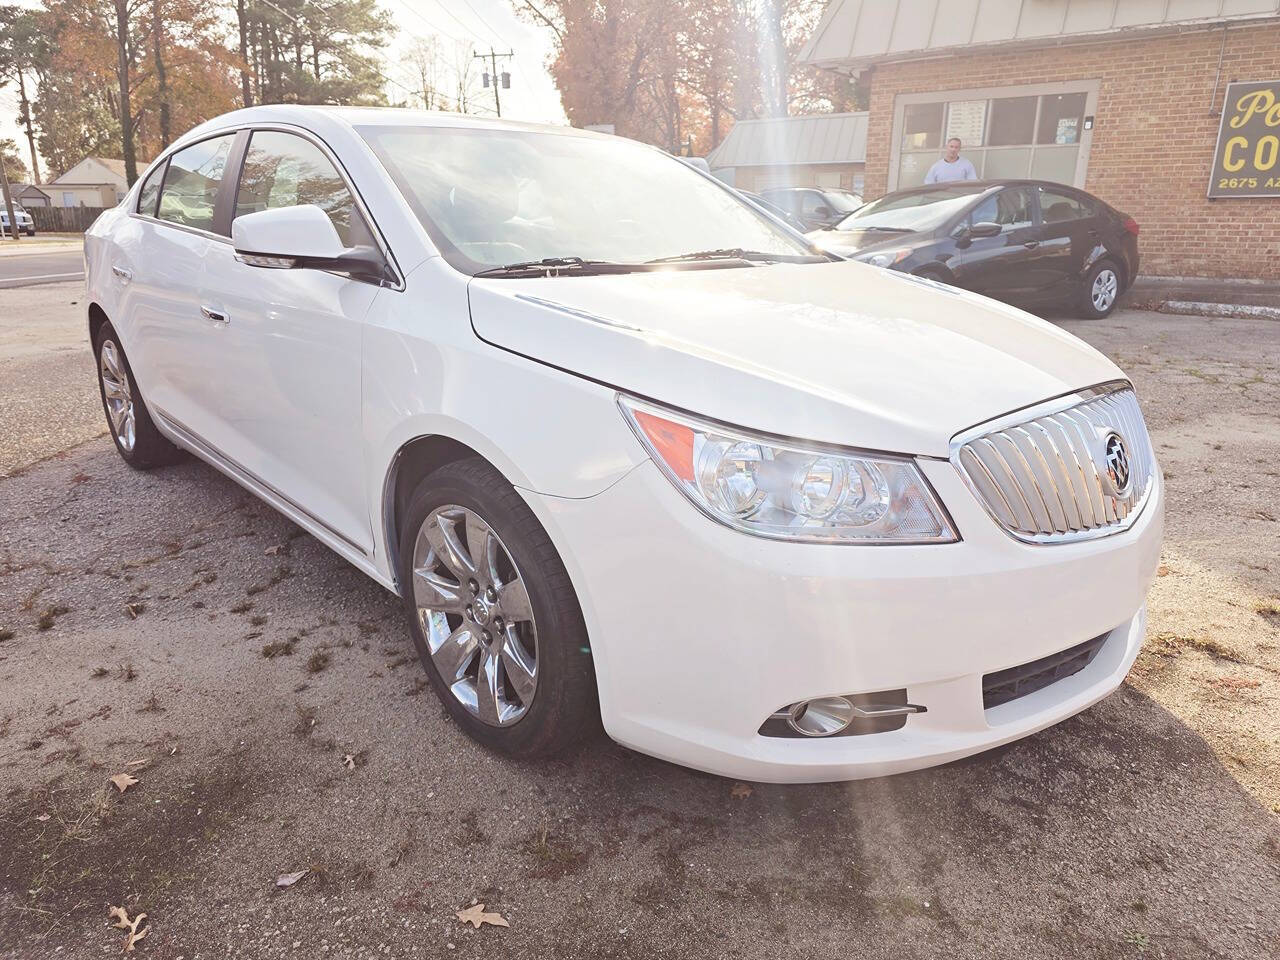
[474,48,513,118]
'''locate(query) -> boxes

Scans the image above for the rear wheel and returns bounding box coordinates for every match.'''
[398,457,597,757]
[1078,259,1121,319]
[93,321,183,469]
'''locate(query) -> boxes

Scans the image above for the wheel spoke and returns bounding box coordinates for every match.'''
[497,577,533,623]
[425,512,475,579]
[431,624,478,681]
[412,565,465,611]
[476,650,503,724]
[102,377,127,400]
[465,511,500,584]
[501,631,537,703]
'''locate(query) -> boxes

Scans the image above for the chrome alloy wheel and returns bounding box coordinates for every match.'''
[411,504,538,726]
[1091,268,1119,313]
[99,339,136,452]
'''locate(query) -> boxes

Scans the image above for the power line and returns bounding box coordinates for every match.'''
[451,0,510,48]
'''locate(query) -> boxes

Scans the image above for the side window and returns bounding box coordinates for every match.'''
[970,195,999,226]
[1039,187,1092,224]
[234,131,361,246]
[136,162,165,217]
[157,135,236,232]
[800,191,826,216]
[965,189,1033,234]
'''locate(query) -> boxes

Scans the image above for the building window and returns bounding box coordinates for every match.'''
[62,192,75,207]
[893,85,1093,190]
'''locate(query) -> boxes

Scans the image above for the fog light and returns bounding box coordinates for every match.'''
[787,697,855,737]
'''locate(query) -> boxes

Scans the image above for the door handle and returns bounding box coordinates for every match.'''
[1022,240,1040,249]
[200,305,230,326]
[111,265,132,282]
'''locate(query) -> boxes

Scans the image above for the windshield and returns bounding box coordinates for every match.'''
[835,187,983,233]
[359,125,815,274]
[822,190,862,214]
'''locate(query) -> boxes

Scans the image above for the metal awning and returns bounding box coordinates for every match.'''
[799,0,1280,70]
[706,113,868,169]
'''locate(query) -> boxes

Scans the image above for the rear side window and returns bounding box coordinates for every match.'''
[1039,187,1093,224]
[157,135,236,233]
[137,163,165,217]
[234,130,361,246]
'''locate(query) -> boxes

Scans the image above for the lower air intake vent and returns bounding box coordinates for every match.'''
[982,633,1108,710]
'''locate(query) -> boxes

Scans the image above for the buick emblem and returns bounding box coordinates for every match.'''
[1103,431,1131,497]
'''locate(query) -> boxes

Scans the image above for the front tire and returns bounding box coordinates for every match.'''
[93,321,184,469]
[398,457,597,758]
[1078,259,1121,319]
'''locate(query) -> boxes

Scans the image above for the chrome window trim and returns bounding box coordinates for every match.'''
[950,380,1156,545]
[126,121,405,290]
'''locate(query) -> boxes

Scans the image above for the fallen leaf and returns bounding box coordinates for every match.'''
[109,773,139,794]
[342,754,356,771]
[730,782,753,799]
[34,814,50,822]
[124,602,145,620]
[108,905,149,952]
[455,903,509,929]
[1156,565,1171,577]
[276,869,308,888]
[265,545,281,556]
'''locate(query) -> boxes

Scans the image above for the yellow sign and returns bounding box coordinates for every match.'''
[1209,81,1280,198]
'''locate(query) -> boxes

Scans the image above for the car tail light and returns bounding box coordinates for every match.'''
[1123,217,1140,236]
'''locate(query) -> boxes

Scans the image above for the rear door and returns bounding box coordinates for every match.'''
[123,133,239,430]
[1033,186,1100,300]
[952,186,1042,304]
[196,127,381,553]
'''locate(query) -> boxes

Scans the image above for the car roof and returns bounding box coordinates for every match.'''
[181,103,613,144]
[889,179,1087,197]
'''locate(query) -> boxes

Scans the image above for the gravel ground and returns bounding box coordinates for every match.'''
[1,301,1277,959]
[0,282,102,477]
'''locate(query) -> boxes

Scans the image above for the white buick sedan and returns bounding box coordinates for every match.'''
[84,106,1162,782]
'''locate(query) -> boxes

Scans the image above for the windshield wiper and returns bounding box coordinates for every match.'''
[472,256,641,278]
[645,248,827,265]
[854,226,914,234]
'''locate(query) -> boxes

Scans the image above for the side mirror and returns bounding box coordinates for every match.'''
[232,204,387,281]
[968,220,1003,239]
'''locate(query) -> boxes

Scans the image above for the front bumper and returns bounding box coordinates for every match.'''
[522,454,1162,783]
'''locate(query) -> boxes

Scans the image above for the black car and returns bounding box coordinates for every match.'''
[760,186,863,231]
[808,180,1140,319]
[738,190,809,233]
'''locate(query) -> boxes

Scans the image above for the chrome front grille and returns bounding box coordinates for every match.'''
[953,383,1155,544]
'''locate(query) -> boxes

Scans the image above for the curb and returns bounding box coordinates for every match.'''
[1158,300,1280,322]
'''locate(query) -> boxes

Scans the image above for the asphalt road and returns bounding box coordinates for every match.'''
[0,249,84,288]
[1,295,1278,959]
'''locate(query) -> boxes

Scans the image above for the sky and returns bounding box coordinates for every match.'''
[0,0,566,184]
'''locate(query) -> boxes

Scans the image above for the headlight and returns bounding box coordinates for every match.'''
[618,397,957,544]
[854,248,912,268]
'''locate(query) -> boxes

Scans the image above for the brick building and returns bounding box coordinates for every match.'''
[800,0,1280,279]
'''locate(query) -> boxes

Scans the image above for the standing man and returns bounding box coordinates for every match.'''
[924,137,978,183]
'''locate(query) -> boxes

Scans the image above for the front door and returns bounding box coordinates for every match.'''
[196,129,379,553]
[952,186,1044,304]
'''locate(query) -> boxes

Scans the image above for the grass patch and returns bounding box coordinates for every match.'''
[305,651,332,674]
[36,605,70,631]
[261,637,298,659]
[1151,631,1243,663]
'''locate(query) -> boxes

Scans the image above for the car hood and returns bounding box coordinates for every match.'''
[467,260,1123,458]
